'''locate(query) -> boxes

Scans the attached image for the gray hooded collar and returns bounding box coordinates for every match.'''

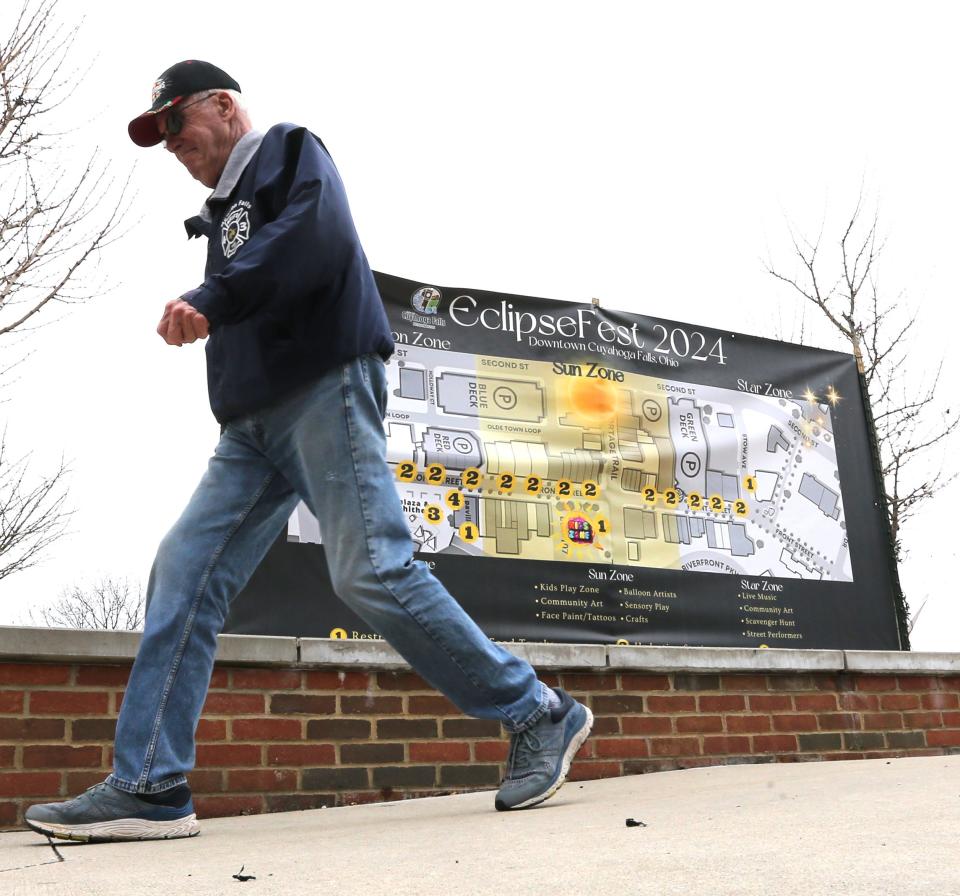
[184,129,263,238]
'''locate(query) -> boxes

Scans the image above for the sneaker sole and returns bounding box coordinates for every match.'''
[495,705,594,811]
[25,814,200,843]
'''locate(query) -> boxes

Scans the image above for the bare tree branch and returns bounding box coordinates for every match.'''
[0,428,70,581]
[0,0,131,585]
[1,0,130,341]
[768,194,957,637]
[30,576,144,630]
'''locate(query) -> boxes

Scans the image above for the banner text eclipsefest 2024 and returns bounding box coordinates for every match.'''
[226,273,903,650]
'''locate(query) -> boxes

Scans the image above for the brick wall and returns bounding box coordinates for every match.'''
[2,654,959,830]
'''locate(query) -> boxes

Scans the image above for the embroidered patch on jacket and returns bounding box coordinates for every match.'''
[222,202,252,258]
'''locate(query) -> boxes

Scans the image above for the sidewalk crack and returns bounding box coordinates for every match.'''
[0,836,65,874]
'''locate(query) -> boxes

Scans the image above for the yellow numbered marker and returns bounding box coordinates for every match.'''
[423,504,444,525]
[425,463,446,485]
[709,494,725,513]
[583,480,600,498]
[329,628,348,640]
[643,486,657,505]
[663,488,679,508]
[687,491,703,510]
[497,473,516,493]
[461,467,482,491]
[458,522,480,543]
[396,461,417,482]
[445,489,465,511]
[734,499,749,517]
[595,515,611,535]
[523,475,543,495]
[556,479,573,497]
[744,475,757,493]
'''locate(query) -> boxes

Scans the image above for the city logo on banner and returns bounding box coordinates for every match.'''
[403,286,447,329]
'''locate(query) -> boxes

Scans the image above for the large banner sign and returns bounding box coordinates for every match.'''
[226,272,903,650]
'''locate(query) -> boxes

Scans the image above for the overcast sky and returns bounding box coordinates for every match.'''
[2,0,958,650]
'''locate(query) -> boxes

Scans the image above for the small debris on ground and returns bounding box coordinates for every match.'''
[44,837,65,862]
[233,865,256,882]
[625,818,647,828]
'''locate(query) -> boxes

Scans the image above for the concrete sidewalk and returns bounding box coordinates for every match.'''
[2,755,958,895]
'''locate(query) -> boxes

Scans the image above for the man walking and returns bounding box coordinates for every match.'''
[25,60,592,842]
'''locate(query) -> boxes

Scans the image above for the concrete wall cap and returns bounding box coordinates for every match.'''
[1,627,958,674]
[606,645,845,672]
[296,639,607,671]
[214,634,298,666]
[0,626,298,667]
[844,650,960,674]
[501,643,607,670]
[0,625,142,662]
[298,638,409,669]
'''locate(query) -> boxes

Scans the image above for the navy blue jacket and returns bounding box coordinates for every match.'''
[184,123,394,423]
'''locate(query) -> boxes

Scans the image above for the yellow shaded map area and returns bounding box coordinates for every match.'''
[460,358,684,569]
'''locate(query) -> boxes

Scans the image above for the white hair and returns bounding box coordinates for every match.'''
[185,88,247,114]
[221,88,246,114]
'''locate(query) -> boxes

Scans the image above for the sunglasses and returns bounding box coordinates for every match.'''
[159,92,217,141]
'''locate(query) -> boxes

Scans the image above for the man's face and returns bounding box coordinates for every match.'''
[157,92,236,188]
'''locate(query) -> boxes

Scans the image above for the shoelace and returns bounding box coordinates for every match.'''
[504,727,544,780]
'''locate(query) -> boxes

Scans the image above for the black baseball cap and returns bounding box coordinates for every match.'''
[128,60,241,147]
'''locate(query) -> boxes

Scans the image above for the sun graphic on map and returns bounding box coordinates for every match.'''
[567,376,619,424]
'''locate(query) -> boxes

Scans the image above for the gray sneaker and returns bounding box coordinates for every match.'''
[495,689,593,811]
[25,782,200,842]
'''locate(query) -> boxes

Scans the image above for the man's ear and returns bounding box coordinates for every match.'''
[215,91,234,119]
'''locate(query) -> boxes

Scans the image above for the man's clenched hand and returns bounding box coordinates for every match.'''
[158,299,210,346]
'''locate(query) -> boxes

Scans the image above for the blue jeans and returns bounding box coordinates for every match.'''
[108,355,548,794]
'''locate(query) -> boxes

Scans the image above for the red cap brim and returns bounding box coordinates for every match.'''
[127,96,183,147]
[128,111,162,147]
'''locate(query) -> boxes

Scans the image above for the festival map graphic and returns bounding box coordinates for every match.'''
[228,273,903,650]
[288,353,851,584]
